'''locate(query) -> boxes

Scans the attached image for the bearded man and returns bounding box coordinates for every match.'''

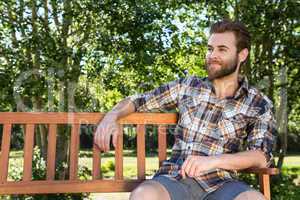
[94,19,276,200]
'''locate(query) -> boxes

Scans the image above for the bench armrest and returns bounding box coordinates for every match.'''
[240,168,280,175]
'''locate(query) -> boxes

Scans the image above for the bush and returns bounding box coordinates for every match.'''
[239,167,300,200]
[5,146,92,200]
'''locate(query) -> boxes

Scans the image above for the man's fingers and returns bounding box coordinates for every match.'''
[93,116,122,152]
[113,131,118,148]
[111,124,120,148]
[180,169,186,179]
[104,130,111,152]
[194,166,202,177]
[93,127,101,149]
[182,156,193,177]
[185,161,193,176]
[188,160,197,177]
[97,128,104,150]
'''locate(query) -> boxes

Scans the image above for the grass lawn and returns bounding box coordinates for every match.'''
[274,155,300,167]
[6,150,300,200]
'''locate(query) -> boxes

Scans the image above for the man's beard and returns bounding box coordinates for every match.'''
[205,56,239,81]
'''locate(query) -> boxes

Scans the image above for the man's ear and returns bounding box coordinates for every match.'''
[238,48,249,63]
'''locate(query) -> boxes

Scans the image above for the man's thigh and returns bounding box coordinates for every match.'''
[130,179,170,200]
[152,175,207,200]
[204,180,260,200]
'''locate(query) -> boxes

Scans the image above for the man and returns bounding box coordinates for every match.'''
[94,19,276,200]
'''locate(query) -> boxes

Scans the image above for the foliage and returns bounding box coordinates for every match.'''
[0,1,299,195]
[5,147,91,200]
[238,167,300,200]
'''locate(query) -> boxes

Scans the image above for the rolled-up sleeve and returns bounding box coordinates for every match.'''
[129,78,183,112]
[246,106,276,167]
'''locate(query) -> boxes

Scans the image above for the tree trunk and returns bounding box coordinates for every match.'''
[276,64,288,170]
[55,0,75,180]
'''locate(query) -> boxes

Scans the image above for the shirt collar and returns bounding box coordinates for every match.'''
[204,76,249,100]
[234,76,249,99]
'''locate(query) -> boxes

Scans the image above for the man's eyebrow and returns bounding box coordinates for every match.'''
[207,44,229,49]
[217,45,229,49]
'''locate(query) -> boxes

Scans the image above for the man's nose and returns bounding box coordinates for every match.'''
[208,49,219,58]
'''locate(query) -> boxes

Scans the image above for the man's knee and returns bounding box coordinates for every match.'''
[234,190,266,200]
[129,180,170,200]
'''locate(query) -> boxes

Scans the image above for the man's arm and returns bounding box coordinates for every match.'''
[94,78,184,152]
[215,150,268,169]
[94,98,135,152]
[180,150,267,178]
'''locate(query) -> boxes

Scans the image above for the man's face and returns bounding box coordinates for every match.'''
[205,32,240,80]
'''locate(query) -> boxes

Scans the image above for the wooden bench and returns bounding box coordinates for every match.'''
[0,112,279,199]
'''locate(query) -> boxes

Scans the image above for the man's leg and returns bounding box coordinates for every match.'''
[204,180,265,200]
[234,191,266,200]
[129,180,171,200]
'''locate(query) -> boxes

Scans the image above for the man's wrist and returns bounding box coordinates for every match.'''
[212,155,223,169]
[104,111,119,121]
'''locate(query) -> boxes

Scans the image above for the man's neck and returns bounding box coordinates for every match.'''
[212,73,240,99]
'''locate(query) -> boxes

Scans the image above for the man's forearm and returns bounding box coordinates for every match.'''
[214,150,268,170]
[95,98,136,151]
[106,98,136,120]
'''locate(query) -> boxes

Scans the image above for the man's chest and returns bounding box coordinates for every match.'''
[177,92,259,141]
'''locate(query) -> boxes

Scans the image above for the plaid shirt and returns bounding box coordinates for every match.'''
[129,76,276,193]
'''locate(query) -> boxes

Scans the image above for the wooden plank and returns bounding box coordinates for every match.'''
[158,125,167,167]
[0,179,142,194]
[259,174,271,200]
[242,167,280,175]
[23,124,35,181]
[136,125,145,180]
[92,144,101,180]
[69,124,80,180]
[115,124,123,180]
[0,124,12,183]
[46,124,57,180]
[0,112,177,125]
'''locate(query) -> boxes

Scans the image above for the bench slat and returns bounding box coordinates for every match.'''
[0,180,142,194]
[0,112,177,125]
[259,174,271,200]
[92,144,101,179]
[23,124,35,181]
[47,124,57,180]
[137,125,146,180]
[70,124,80,180]
[0,124,12,183]
[115,124,123,180]
[158,125,167,167]
[242,168,280,175]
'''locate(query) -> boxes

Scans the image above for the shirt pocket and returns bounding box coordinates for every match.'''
[178,97,196,127]
[217,113,248,141]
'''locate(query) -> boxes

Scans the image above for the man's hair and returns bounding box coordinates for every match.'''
[209,19,251,52]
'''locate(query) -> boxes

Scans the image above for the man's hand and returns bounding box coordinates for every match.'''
[180,150,268,178]
[180,155,219,178]
[94,113,120,152]
[93,98,136,152]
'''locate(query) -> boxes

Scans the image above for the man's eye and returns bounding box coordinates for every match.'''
[220,48,227,52]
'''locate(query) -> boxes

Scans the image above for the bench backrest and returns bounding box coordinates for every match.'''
[0,112,177,194]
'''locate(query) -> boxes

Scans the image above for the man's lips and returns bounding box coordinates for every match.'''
[208,62,222,68]
[208,61,222,65]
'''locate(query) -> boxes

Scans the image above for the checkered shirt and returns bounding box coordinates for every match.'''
[129,76,276,193]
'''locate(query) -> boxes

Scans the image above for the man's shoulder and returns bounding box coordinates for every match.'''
[247,86,274,113]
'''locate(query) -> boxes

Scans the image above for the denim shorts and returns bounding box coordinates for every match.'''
[152,175,256,200]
